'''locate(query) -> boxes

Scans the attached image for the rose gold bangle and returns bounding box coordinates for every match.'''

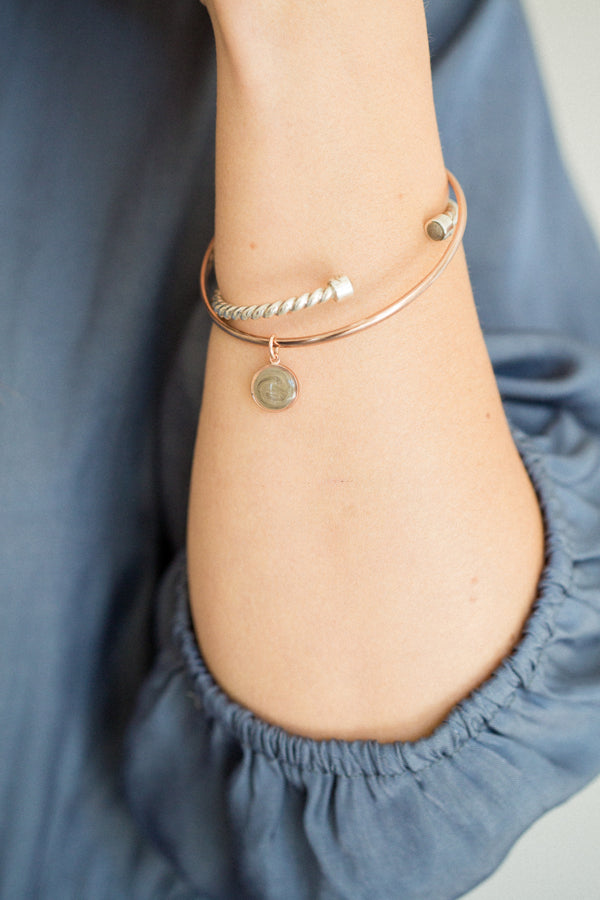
[200,169,466,411]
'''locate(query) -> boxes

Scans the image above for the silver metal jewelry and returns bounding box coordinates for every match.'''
[425,199,458,241]
[211,274,354,321]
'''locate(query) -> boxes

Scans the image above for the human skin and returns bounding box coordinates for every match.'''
[186,0,545,742]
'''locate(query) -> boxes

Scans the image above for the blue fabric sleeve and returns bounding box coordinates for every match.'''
[2,0,600,898]
[124,328,600,898]
[124,3,600,898]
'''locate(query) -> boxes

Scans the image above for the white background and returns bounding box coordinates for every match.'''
[464,2,600,898]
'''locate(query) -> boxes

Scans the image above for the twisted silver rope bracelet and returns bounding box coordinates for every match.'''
[211,275,354,321]
[199,171,465,410]
[209,195,457,322]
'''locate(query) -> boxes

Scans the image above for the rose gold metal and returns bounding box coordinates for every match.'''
[200,169,466,350]
[268,335,280,365]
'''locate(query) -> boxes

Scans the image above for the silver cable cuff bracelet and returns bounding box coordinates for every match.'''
[211,275,354,321]
[209,195,458,322]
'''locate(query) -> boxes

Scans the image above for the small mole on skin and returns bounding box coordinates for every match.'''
[485,411,491,420]
[249,242,257,250]
[469,575,479,602]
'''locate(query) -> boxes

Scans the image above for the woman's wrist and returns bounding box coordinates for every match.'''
[207,0,447,318]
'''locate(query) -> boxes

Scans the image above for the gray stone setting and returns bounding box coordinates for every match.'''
[251,363,298,411]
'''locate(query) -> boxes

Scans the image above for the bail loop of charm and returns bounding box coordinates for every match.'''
[251,335,299,412]
[269,335,281,366]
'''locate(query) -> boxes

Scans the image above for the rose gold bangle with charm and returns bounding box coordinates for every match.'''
[200,169,466,411]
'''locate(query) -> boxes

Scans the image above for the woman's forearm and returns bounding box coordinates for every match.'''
[187,1,545,742]
[205,0,447,323]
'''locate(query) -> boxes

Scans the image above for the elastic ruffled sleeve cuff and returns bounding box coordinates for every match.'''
[124,331,600,900]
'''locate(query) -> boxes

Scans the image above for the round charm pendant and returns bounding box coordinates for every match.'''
[251,362,298,411]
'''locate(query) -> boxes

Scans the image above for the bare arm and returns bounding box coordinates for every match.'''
[187,0,545,742]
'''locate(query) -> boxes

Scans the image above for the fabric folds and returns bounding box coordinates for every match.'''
[3,0,600,896]
[124,331,600,900]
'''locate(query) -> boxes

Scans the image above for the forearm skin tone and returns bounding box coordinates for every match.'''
[187,1,545,742]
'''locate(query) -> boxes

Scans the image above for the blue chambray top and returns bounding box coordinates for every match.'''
[1,2,599,898]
